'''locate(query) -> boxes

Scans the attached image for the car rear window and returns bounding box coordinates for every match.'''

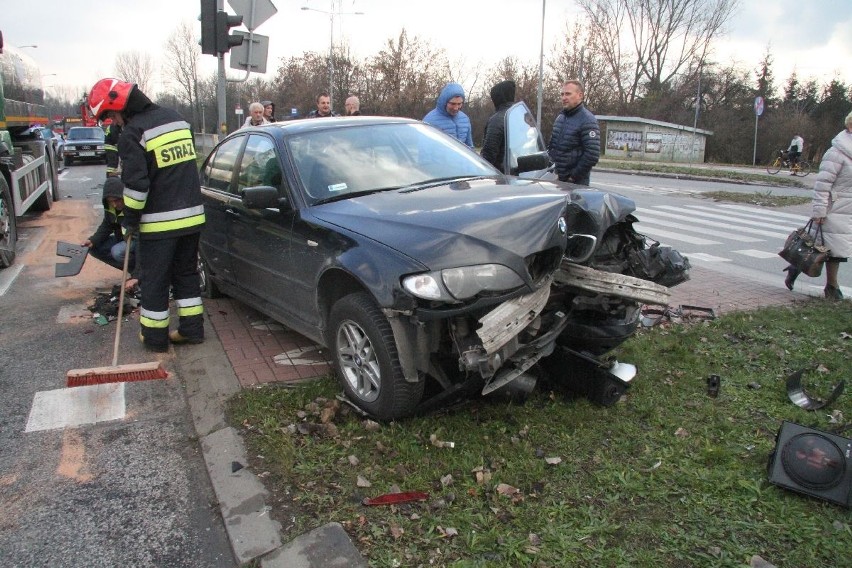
[67,128,105,141]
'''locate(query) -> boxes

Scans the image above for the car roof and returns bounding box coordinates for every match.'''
[235,115,422,138]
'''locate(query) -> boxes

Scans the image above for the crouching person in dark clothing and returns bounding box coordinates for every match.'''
[548,80,600,186]
[82,176,138,289]
[88,77,206,353]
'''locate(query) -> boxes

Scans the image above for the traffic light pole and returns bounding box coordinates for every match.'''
[217,53,227,135]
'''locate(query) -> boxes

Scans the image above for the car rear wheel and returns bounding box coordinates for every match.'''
[198,253,222,298]
[0,176,17,268]
[329,292,424,420]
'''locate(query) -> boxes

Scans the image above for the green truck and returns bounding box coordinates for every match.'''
[0,32,61,268]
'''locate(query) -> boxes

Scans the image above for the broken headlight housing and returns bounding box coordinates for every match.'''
[402,264,524,302]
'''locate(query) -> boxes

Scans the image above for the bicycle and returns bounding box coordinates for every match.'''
[766,149,812,176]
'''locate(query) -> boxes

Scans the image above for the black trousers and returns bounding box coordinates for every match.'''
[137,232,203,347]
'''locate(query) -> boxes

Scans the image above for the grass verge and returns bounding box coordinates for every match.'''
[228,300,851,567]
[598,159,807,188]
[700,190,811,207]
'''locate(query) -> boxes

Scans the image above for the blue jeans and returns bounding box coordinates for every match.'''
[89,235,137,273]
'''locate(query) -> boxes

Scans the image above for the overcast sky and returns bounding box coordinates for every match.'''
[3,0,851,102]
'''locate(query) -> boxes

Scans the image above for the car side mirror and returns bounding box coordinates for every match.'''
[564,234,597,264]
[241,185,290,210]
[515,151,551,174]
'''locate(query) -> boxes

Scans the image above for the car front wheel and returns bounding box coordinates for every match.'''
[329,292,424,420]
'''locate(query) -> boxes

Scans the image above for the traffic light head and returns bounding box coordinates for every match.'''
[199,0,217,55]
[215,11,244,53]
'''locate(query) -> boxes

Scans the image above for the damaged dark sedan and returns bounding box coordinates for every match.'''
[198,104,689,420]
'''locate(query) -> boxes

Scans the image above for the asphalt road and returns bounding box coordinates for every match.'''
[0,166,235,567]
[590,170,851,295]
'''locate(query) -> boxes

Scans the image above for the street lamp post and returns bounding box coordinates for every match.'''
[301,2,364,110]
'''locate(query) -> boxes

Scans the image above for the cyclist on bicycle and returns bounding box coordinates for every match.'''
[788,133,804,170]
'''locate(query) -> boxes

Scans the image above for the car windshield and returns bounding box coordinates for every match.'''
[67,128,104,141]
[286,122,498,204]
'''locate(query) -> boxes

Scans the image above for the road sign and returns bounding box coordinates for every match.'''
[228,0,277,31]
[235,105,243,115]
[754,96,764,116]
[229,32,269,74]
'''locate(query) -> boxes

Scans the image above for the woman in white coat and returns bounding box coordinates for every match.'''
[786,111,852,299]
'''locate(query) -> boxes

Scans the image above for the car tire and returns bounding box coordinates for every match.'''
[329,292,424,420]
[32,161,55,211]
[198,253,222,299]
[0,176,17,268]
[64,156,73,167]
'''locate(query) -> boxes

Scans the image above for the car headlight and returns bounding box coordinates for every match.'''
[402,264,523,301]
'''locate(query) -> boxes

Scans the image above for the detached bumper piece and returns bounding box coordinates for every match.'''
[55,241,89,277]
[540,345,635,406]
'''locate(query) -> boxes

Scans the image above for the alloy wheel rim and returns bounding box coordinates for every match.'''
[337,319,380,402]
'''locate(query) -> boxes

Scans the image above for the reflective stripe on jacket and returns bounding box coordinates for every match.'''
[118,106,205,239]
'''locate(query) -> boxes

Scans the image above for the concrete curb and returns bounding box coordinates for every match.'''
[179,318,369,566]
[262,522,368,568]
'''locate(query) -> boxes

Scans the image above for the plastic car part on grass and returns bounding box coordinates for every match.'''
[786,367,846,410]
[362,491,429,506]
[639,304,716,327]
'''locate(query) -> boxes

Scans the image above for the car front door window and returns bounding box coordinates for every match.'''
[504,102,547,174]
[203,136,244,193]
[237,135,282,193]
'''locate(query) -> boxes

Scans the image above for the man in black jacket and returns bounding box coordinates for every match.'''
[82,176,137,286]
[480,80,516,171]
[103,120,122,177]
[88,78,206,352]
[548,80,600,185]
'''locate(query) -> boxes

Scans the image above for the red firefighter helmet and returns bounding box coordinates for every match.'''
[88,78,134,120]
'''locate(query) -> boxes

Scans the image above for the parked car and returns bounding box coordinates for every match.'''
[198,105,688,420]
[51,130,65,168]
[63,126,105,166]
[27,125,64,169]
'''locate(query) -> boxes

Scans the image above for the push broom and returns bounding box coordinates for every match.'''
[67,235,168,387]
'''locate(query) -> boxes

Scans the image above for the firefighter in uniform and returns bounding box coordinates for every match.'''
[88,78,205,352]
[103,118,122,177]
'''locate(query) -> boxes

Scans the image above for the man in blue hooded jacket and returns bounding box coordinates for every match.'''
[423,82,473,148]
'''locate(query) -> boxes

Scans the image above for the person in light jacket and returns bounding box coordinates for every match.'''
[784,111,852,299]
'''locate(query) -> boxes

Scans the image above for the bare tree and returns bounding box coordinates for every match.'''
[577,0,738,105]
[114,51,156,94]
[366,29,451,118]
[162,22,202,127]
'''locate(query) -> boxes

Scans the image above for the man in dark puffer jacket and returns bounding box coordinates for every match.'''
[548,80,600,185]
[480,80,516,170]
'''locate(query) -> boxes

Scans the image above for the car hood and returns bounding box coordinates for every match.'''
[311,176,569,270]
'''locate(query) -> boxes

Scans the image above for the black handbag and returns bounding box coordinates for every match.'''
[778,220,829,278]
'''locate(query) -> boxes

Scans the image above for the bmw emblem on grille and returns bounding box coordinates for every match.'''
[557,216,567,234]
